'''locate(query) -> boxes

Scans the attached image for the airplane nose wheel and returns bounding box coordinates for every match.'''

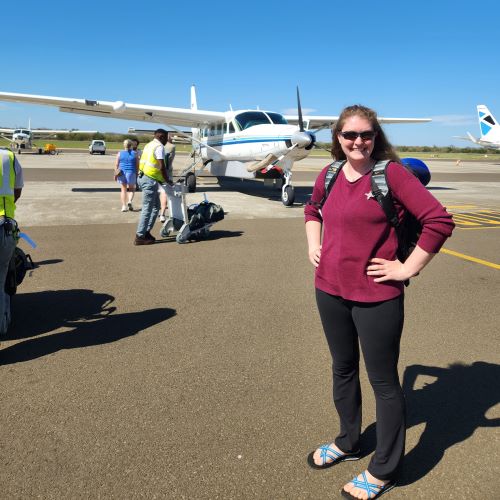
[282,185,295,206]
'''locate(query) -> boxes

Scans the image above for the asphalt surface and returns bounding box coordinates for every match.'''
[1,153,499,499]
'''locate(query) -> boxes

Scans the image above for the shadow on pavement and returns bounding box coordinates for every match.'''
[72,188,121,193]
[400,362,500,485]
[33,258,64,268]
[153,230,244,245]
[1,289,176,365]
[199,178,313,206]
[206,230,244,240]
[427,186,457,191]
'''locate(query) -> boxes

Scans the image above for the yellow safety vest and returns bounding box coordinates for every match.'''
[0,150,16,219]
[139,140,165,182]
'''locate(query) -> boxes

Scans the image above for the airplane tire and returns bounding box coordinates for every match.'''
[282,185,295,206]
[185,172,196,193]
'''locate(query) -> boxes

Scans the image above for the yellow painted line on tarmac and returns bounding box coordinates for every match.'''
[460,226,500,231]
[441,248,500,270]
[450,216,481,226]
[446,205,478,209]
[453,213,500,224]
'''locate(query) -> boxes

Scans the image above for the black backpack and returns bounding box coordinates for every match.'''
[187,201,225,231]
[4,246,34,296]
[320,160,422,285]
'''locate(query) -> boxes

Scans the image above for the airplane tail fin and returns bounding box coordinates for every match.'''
[190,85,201,152]
[477,104,500,143]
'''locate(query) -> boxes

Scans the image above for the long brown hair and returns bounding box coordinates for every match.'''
[331,105,400,162]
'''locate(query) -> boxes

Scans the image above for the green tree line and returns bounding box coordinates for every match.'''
[50,132,153,142]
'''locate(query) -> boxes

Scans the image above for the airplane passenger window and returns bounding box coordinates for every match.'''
[234,112,272,130]
[266,112,288,125]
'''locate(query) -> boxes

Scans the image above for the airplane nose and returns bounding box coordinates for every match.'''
[291,130,315,149]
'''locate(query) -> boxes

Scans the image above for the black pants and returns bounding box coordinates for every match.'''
[315,289,405,480]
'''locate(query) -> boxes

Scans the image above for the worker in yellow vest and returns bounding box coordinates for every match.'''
[0,148,24,335]
[135,129,170,245]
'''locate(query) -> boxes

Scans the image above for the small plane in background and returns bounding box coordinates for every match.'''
[0,87,430,205]
[0,120,96,154]
[458,105,500,150]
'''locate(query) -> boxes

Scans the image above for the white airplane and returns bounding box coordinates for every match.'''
[459,105,500,150]
[0,120,96,154]
[0,87,430,205]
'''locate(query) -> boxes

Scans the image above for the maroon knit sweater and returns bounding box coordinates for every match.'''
[304,162,455,302]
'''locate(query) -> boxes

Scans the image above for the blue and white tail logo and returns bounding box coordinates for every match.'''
[477,105,500,143]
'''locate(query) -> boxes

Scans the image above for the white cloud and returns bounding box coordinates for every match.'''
[281,107,317,115]
[430,114,476,126]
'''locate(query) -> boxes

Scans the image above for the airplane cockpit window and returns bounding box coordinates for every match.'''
[266,112,288,125]
[14,129,21,134]
[21,130,30,135]
[234,112,272,130]
[229,122,235,133]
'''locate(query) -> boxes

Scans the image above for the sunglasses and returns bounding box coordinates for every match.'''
[339,130,377,141]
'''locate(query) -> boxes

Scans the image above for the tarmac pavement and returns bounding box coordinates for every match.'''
[0,153,499,498]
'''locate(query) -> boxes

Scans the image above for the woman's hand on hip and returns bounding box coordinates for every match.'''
[366,257,412,282]
[308,246,321,268]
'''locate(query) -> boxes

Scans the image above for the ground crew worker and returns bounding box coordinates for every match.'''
[134,129,170,245]
[0,148,24,335]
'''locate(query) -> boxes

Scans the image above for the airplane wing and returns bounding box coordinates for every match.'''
[0,128,15,134]
[128,128,192,143]
[284,114,431,130]
[453,133,478,143]
[0,91,226,128]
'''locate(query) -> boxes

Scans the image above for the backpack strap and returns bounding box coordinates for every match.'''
[319,160,346,208]
[370,160,400,228]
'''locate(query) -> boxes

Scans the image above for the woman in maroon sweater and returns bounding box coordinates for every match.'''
[304,105,454,499]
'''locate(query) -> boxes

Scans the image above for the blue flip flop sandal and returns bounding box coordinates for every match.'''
[340,471,396,499]
[307,444,360,470]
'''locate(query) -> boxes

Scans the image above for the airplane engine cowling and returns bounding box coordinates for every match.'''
[401,157,431,186]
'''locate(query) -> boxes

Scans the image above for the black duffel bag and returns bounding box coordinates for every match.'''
[5,247,33,296]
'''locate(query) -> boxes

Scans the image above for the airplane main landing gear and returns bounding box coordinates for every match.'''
[185,172,196,193]
[281,171,295,206]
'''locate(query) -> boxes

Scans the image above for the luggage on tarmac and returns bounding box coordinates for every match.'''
[187,201,225,231]
[4,246,34,296]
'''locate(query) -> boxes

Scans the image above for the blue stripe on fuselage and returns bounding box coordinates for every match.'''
[201,137,291,148]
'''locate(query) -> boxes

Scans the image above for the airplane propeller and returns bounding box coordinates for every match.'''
[290,86,315,150]
[297,86,304,132]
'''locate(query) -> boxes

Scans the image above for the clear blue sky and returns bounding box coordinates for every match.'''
[2,0,499,147]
